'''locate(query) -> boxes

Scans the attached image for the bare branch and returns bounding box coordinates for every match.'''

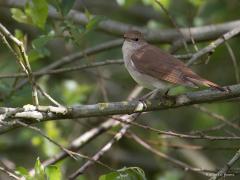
[0,59,123,79]
[68,113,140,179]
[193,105,240,131]
[187,25,240,65]
[0,23,39,105]
[1,0,240,43]
[0,166,21,180]
[15,39,122,90]
[155,0,190,52]
[111,116,240,141]
[29,86,143,173]
[0,84,239,134]
[210,149,240,180]
[128,132,237,177]
[225,42,240,83]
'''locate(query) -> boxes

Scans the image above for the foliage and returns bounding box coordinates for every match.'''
[16,158,62,180]
[0,0,239,180]
[11,0,48,29]
[99,167,147,180]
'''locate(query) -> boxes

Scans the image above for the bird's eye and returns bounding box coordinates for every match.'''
[134,38,139,41]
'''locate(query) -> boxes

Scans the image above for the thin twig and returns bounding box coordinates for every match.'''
[36,85,62,107]
[193,104,240,131]
[128,132,238,177]
[15,120,78,160]
[111,116,240,141]
[14,39,122,91]
[0,23,39,105]
[0,166,21,180]
[28,86,143,174]
[225,42,240,83]
[155,0,189,52]
[191,118,236,134]
[187,25,240,66]
[0,54,193,79]
[0,59,123,79]
[14,120,115,176]
[69,88,145,179]
[96,68,109,102]
[209,149,240,180]
[68,115,137,179]
[1,0,240,42]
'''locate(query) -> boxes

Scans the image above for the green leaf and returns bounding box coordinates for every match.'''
[84,8,92,20]
[11,0,48,29]
[14,29,24,40]
[30,0,48,29]
[14,29,27,45]
[99,172,119,180]
[99,167,147,180]
[86,16,105,31]
[156,170,183,180]
[16,167,30,177]
[10,8,30,24]
[28,49,44,62]
[34,157,45,180]
[29,34,53,61]
[61,0,76,16]
[31,135,43,146]
[45,165,62,180]
[32,35,52,49]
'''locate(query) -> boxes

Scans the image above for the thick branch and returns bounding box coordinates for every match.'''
[54,11,240,43]
[0,84,240,134]
[1,0,240,43]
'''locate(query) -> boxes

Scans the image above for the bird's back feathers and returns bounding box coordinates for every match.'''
[131,44,225,91]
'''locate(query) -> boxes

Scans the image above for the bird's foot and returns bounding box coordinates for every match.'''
[138,88,173,105]
[226,86,231,93]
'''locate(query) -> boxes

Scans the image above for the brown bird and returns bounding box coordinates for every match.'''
[122,30,225,95]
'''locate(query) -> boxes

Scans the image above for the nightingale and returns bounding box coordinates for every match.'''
[122,30,225,95]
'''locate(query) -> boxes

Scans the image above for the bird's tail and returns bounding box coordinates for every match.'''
[186,77,227,92]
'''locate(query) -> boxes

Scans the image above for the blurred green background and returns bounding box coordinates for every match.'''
[0,0,240,179]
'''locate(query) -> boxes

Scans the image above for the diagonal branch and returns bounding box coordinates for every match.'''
[28,86,143,175]
[187,25,240,65]
[68,113,140,179]
[210,149,240,180]
[0,23,39,105]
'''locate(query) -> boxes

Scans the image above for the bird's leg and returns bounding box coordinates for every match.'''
[137,89,160,111]
[226,86,231,93]
[150,88,176,103]
[139,88,170,100]
[136,88,173,113]
[164,88,170,97]
[138,88,172,109]
[149,89,162,99]
[151,88,171,98]
[139,89,159,101]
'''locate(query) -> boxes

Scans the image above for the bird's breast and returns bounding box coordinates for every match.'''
[122,43,170,91]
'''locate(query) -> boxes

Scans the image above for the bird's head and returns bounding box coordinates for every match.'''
[123,30,145,43]
[123,30,146,50]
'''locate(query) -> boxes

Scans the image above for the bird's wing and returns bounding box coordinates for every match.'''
[131,44,223,90]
